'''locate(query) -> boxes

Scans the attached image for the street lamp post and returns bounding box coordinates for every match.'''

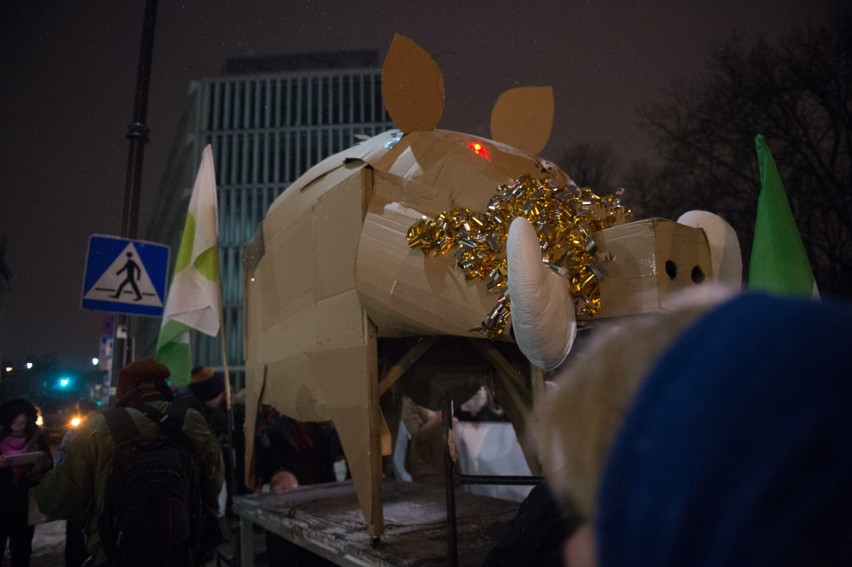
[112,0,159,385]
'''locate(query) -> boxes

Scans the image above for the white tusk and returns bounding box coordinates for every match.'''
[507,217,577,370]
[677,211,743,289]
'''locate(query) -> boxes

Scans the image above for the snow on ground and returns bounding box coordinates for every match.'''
[2,520,67,566]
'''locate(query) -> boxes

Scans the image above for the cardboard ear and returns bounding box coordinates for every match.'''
[490,86,554,155]
[382,34,445,133]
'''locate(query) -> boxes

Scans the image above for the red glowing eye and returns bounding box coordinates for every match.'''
[467,141,492,161]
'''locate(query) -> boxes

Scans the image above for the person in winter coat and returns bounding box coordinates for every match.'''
[53,398,98,466]
[0,397,52,567]
[54,398,99,567]
[173,367,227,435]
[174,366,248,499]
[33,358,224,566]
[534,290,852,567]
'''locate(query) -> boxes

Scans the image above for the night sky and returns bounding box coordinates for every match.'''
[0,0,839,370]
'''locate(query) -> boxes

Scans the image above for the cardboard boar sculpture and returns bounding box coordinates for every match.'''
[243,34,742,537]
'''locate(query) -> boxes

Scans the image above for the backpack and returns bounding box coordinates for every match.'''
[99,404,204,567]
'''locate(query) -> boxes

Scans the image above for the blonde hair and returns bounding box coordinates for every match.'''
[530,285,735,519]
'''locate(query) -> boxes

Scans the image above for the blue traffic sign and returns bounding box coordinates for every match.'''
[81,235,170,317]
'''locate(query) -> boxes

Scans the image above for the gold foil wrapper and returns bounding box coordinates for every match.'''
[407,175,631,337]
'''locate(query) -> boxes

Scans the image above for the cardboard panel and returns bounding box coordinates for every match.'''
[253,288,368,416]
[280,130,395,196]
[327,403,379,532]
[251,305,380,535]
[490,86,554,155]
[327,315,382,536]
[355,202,503,338]
[595,219,714,318]
[381,34,444,133]
[266,353,324,419]
[313,168,368,301]
[655,221,714,308]
[266,214,315,323]
[594,220,658,317]
[424,146,494,200]
[369,130,559,215]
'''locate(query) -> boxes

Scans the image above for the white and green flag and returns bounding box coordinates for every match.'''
[156,145,221,386]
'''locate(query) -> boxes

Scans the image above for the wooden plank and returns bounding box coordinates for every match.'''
[240,515,255,567]
[366,318,384,538]
[232,480,518,567]
[468,340,543,475]
[378,336,438,396]
[469,340,531,410]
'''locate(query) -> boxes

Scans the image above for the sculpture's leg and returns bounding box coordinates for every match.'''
[325,319,384,538]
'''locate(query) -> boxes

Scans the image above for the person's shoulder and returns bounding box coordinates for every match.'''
[88,408,144,441]
[112,403,172,436]
[80,411,110,433]
[60,411,113,457]
[182,405,206,421]
[178,405,215,432]
[141,401,202,425]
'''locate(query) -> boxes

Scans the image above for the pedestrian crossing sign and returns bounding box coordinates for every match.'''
[81,235,170,317]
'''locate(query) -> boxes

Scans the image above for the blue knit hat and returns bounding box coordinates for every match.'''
[596,293,852,566]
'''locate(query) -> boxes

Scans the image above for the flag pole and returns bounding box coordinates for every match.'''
[216,259,240,566]
[155,144,238,562]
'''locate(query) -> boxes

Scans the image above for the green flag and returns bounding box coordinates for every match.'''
[156,145,222,385]
[749,134,817,297]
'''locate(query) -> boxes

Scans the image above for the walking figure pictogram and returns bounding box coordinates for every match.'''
[113,252,143,301]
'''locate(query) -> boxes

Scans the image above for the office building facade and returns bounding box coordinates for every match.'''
[142,52,395,386]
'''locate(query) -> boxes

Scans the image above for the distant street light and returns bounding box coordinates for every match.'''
[26,362,33,369]
[92,357,99,366]
[4,366,11,373]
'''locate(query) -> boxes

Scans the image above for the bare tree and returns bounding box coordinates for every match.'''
[557,142,649,217]
[637,13,852,296]
[559,142,621,192]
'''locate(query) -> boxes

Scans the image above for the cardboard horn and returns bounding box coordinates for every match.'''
[507,217,577,370]
[677,210,743,289]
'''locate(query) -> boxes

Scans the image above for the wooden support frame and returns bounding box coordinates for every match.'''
[378,336,439,396]
[367,335,544,539]
[469,339,542,476]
